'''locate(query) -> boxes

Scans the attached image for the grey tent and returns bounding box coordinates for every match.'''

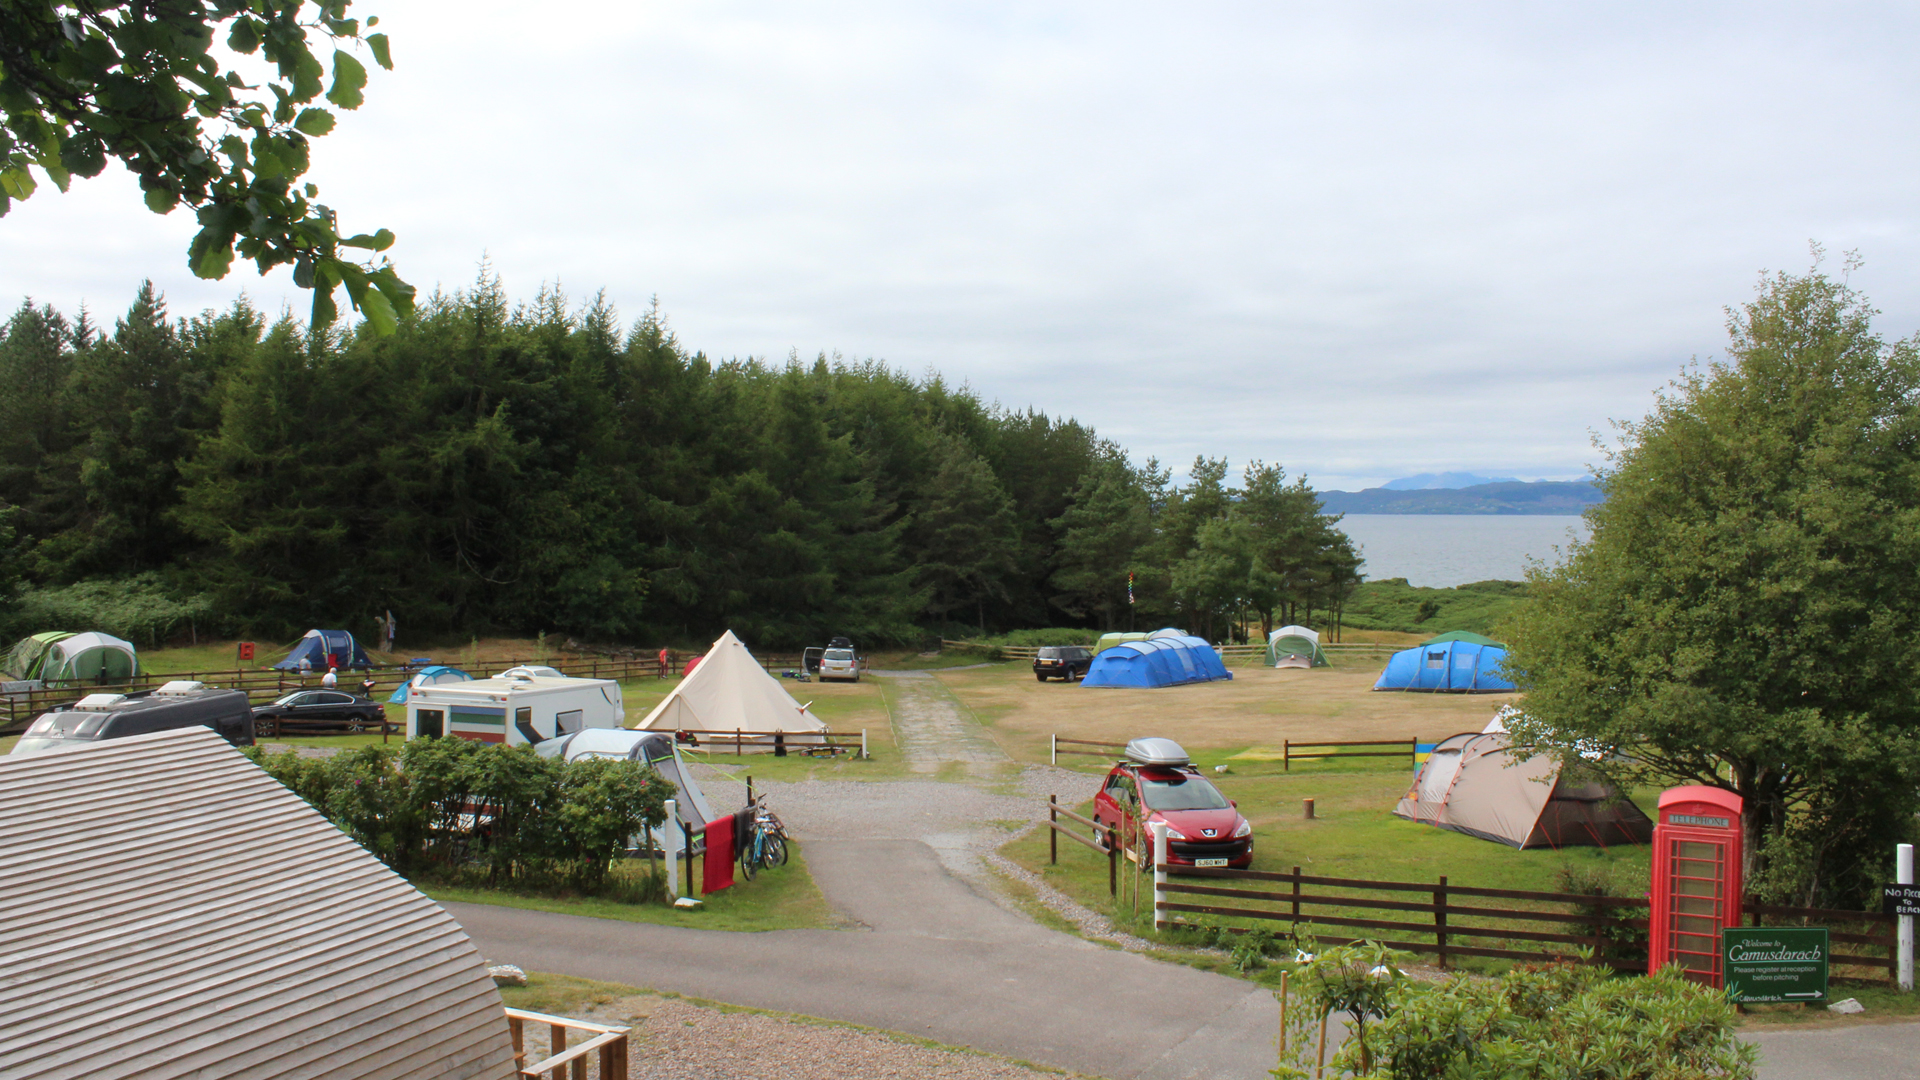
[1393,729,1652,849]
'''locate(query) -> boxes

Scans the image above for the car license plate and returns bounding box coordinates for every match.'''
[1195,858,1228,867]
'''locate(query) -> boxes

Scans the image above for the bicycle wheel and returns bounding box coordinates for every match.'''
[765,832,787,867]
[740,835,759,881]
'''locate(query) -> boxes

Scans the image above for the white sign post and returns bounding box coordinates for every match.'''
[664,798,680,900]
[1151,820,1169,931]
[1900,842,1914,992]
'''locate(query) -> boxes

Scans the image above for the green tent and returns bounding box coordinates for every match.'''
[1420,630,1505,648]
[5,631,138,683]
[3,632,73,680]
[1094,632,1150,655]
[1265,625,1330,668]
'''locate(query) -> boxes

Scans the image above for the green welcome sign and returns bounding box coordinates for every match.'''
[1722,927,1829,1004]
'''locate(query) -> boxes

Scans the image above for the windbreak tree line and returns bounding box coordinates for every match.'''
[0,272,1357,647]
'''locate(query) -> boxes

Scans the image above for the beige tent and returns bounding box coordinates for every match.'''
[635,630,827,749]
[1393,727,1653,849]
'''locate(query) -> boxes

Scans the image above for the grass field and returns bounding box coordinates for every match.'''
[425,843,841,932]
[937,662,1517,769]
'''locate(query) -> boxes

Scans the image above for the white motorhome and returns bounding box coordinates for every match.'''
[406,672,625,746]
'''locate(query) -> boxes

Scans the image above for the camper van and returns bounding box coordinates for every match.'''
[10,682,254,755]
[406,672,625,746]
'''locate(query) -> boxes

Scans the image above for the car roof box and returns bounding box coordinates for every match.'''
[154,680,206,695]
[1124,737,1189,767]
[73,693,131,710]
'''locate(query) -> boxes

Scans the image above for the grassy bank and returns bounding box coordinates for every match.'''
[427,843,841,932]
[1340,579,1529,637]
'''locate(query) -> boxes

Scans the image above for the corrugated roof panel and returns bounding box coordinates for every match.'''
[0,727,517,1079]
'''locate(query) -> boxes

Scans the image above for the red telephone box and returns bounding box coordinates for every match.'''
[1649,785,1744,985]
[237,641,255,661]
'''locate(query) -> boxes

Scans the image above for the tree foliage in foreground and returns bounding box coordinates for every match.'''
[1278,941,1756,1079]
[1502,254,1920,906]
[0,0,410,330]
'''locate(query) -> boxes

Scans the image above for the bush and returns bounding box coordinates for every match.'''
[1339,579,1529,636]
[1277,942,1757,1079]
[9,571,213,647]
[246,741,670,896]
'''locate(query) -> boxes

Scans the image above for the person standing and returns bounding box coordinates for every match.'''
[360,673,377,698]
[658,647,670,678]
[298,655,312,683]
[321,666,338,690]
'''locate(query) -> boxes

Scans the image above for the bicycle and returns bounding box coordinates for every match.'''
[738,798,790,881]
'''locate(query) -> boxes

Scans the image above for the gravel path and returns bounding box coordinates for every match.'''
[515,994,1064,1080]
[887,677,1009,775]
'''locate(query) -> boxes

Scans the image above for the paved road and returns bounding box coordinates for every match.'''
[452,838,1280,1079]
[1747,1019,1920,1079]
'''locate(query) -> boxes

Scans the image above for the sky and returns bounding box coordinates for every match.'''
[5,2,1918,491]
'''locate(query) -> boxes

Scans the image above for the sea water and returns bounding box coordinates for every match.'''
[1336,514,1591,588]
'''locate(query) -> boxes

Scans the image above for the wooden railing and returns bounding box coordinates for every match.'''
[505,1008,629,1079]
[1283,737,1418,771]
[669,728,868,758]
[1151,864,1900,982]
[1048,794,1119,896]
[1050,735,1127,763]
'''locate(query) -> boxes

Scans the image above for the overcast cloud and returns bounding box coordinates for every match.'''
[4,1,1917,489]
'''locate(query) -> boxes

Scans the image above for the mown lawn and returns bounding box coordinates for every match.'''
[426,842,842,933]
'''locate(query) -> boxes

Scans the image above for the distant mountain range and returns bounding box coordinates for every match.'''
[1320,479,1601,515]
[1379,472,1521,490]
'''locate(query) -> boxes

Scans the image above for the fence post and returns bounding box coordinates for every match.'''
[1151,820,1168,931]
[736,728,742,757]
[1291,866,1301,926]
[1049,795,1058,865]
[664,798,680,899]
[1284,739,1291,772]
[1434,876,1448,969]
[1108,824,1118,897]
[861,728,868,760]
[1051,733,1057,766]
[1408,737,1417,769]
[1900,843,1914,992]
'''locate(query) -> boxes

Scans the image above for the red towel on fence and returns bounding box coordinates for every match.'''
[703,817,735,893]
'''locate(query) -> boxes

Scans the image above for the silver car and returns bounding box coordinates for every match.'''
[818,648,861,682]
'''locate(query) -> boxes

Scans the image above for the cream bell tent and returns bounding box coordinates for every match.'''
[635,630,826,749]
[1393,721,1653,849]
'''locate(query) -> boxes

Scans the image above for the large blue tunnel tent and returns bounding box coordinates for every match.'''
[1374,639,1516,693]
[273,629,372,671]
[1082,632,1232,688]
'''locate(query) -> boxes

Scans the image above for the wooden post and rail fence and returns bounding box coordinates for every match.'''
[1049,733,1424,771]
[1040,794,1901,982]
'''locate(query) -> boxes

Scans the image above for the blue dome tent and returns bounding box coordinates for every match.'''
[273,629,372,672]
[388,664,473,703]
[1374,639,1515,693]
[1081,634,1233,688]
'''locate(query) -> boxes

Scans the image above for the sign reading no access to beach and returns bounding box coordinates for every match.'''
[1722,927,1828,1004]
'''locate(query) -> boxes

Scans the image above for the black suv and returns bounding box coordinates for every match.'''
[1033,646,1093,682]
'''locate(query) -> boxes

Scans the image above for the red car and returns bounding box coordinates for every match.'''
[1091,737,1253,870]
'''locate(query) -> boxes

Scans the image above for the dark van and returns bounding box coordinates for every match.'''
[9,681,255,756]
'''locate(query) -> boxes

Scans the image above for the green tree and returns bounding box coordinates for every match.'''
[1502,255,1920,904]
[0,0,410,329]
[1050,449,1156,631]
[909,428,1020,633]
